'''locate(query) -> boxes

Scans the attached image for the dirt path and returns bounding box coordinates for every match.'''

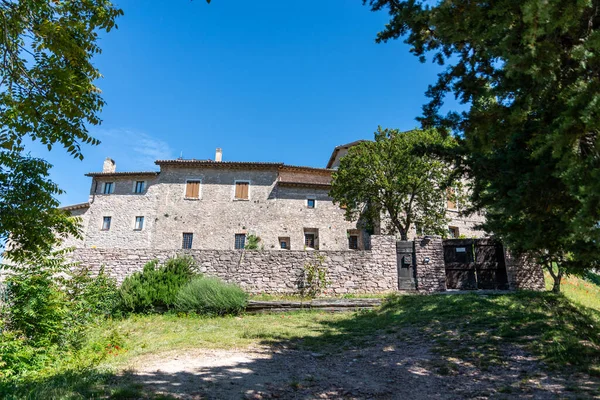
[117,335,598,399]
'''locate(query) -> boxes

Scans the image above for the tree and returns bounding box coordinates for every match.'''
[0,1,122,261]
[330,127,460,241]
[365,0,600,291]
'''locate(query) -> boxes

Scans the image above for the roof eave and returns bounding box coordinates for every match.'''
[85,172,159,177]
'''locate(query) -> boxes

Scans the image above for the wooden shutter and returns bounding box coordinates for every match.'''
[186,181,200,198]
[235,182,249,199]
[447,188,456,210]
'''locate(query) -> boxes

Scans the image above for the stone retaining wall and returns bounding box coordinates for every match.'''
[69,235,398,294]
[66,234,545,294]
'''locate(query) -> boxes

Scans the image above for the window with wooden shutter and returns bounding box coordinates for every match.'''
[185,180,201,199]
[447,187,457,210]
[234,181,249,200]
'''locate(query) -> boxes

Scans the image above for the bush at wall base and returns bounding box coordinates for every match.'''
[119,256,197,313]
[175,276,248,316]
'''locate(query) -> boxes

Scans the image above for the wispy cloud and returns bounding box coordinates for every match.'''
[93,129,175,170]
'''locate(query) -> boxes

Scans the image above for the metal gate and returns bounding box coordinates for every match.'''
[397,241,416,290]
[443,239,509,290]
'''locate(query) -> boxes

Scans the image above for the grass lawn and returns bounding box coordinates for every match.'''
[2,274,599,399]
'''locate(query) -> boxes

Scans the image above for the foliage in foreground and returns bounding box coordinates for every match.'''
[175,276,248,315]
[330,127,460,240]
[2,279,600,398]
[0,255,120,380]
[0,0,123,262]
[364,0,600,291]
[119,256,197,313]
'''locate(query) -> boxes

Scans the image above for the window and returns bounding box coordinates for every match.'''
[234,234,246,249]
[449,226,459,238]
[279,237,290,250]
[103,182,114,194]
[134,181,145,194]
[234,181,249,200]
[348,235,359,250]
[134,216,144,230]
[101,216,111,231]
[304,233,315,249]
[303,228,319,250]
[447,187,457,210]
[307,198,316,208]
[185,180,201,199]
[182,233,193,249]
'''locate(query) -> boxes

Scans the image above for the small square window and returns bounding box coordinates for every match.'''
[134,181,145,194]
[449,226,459,238]
[307,198,316,208]
[348,235,359,250]
[235,234,246,249]
[102,216,111,231]
[103,182,114,194]
[235,181,249,200]
[182,233,193,249]
[279,237,290,250]
[185,180,201,199]
[134,216,144,230]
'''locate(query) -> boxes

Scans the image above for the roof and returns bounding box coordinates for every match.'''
[279,165,333,173]
[155,159,283,169]
[326,140,368,169]
[278,168,332,187]
[60,202,90,211]
[85,171,159,177]
[277,181,331,189]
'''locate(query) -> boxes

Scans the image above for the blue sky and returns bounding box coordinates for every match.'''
[27,0,459,206]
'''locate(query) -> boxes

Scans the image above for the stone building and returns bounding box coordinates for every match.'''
[61,142,486,251]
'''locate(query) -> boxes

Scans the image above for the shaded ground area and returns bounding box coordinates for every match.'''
[116,335,596,399]
[3,291,600,399]
[110,291,600,399]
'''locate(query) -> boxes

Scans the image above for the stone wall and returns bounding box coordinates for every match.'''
[414,237,447,292]
[68,235,397,294]
[505,251,545,291]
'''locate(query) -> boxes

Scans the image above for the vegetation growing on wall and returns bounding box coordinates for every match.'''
[302,254,331,298]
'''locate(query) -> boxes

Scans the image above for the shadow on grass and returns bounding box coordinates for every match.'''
[2,292,599,399]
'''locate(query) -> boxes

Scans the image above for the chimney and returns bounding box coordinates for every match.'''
[215,148,222,162]
[103,157,116,173]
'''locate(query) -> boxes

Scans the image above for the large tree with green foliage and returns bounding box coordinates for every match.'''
[0,0,122,262]
[330,127,459,241]
[365,0,600,291]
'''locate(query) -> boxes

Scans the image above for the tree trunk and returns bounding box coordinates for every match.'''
[399,229,407,241]
[546,264,563,293]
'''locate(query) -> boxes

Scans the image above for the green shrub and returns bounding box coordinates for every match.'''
[175,276,248,315]
[2,268,70,346]
[66,266,120,322]
[0,252,126,381]
[119,256,197,313]
[0,330,51,379]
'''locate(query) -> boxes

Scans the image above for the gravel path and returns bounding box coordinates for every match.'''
[117,334,599,399]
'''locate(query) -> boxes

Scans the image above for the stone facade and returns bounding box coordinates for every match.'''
[69,235,398,294]
[77,164,364,251]
[68,154,485,251]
